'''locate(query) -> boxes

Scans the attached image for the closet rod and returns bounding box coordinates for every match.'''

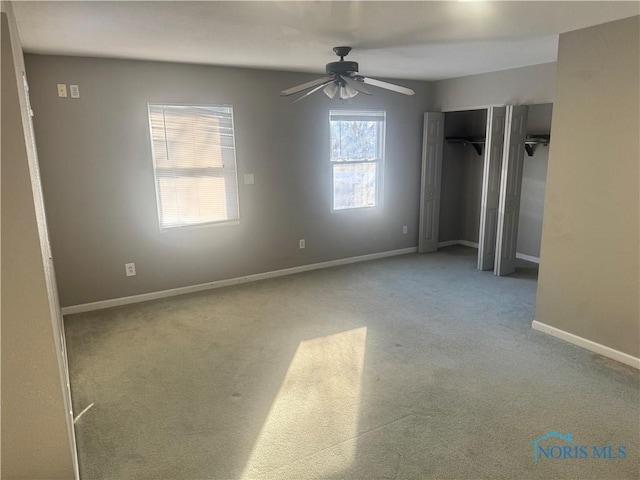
[524,134,551,156]
[445,134,551,157]
[445,136,484,155]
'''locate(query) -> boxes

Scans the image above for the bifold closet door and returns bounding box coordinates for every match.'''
[477,107,506,270]
[418,112,444,253]
[495,105,529,276]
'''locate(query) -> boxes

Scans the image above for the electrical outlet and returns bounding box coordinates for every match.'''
[402,225,408,234]
[125,263,136,277]
[299,239,305,249]
[57,84,67,98]
[69,84,80,98]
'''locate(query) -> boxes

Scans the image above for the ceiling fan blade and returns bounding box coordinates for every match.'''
[280,76,334,96]
[292,79,335,103]
[343,75,371,95]
[360,76,415,96]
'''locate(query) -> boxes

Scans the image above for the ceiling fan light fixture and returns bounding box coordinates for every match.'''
[340,85,358,100]
[323,82,338,99]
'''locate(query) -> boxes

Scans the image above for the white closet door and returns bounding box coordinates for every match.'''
[418,112,445,253]
[477,107,506,270]
[495,105,529,276]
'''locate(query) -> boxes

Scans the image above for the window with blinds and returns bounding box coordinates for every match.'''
[148,104,240,229]
[329,110,386,210]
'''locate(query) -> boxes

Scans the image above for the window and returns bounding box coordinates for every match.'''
[330,110,385,210]
[148,104,240,229]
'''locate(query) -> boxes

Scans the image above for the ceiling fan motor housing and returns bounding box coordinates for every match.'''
[326,61,359,75]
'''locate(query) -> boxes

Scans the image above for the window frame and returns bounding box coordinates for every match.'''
[329,110,386,212]
[147,103,241,231]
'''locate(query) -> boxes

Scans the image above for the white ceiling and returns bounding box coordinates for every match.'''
[12,1,640,81]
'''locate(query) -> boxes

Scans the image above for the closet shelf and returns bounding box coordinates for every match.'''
[524,134,551,157]
[446,134,551,157]
[445,136,485,155]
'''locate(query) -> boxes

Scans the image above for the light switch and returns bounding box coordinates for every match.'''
[57,84,67,98]
[244,173,254,185]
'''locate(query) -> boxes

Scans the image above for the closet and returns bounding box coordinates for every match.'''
[418,104,552,276]
[439,109,487,251]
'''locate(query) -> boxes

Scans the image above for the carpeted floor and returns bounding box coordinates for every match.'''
[65,246,639,480]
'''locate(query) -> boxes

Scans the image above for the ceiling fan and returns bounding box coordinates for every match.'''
[280,46,415,103]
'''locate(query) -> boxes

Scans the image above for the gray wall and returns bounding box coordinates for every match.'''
[438,142,462,243]
[1,9,76,479]
[24,54,433,307]
[433,62,556,111]
[536,16,640,357]
[458,148,484,244]
[517,104,553,258]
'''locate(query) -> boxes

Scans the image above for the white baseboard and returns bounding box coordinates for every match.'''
[61,247,418,315]
[438,242,540,264]
[516,252,540,264]
[457,240,479,249]
[438,240,479,249]
[437,240,460,248]
[532,320,640,370]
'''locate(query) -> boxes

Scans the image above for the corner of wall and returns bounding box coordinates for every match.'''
[1,4,78,478]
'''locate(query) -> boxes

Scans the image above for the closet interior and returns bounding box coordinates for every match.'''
[421,103,553,275]
[439,109,487,249]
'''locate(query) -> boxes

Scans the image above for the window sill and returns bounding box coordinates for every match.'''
[159,220,240,232]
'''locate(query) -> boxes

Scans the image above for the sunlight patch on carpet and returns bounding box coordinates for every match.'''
[241,327,367,479]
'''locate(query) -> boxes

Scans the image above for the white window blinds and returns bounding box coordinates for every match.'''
[148,104,240,229]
